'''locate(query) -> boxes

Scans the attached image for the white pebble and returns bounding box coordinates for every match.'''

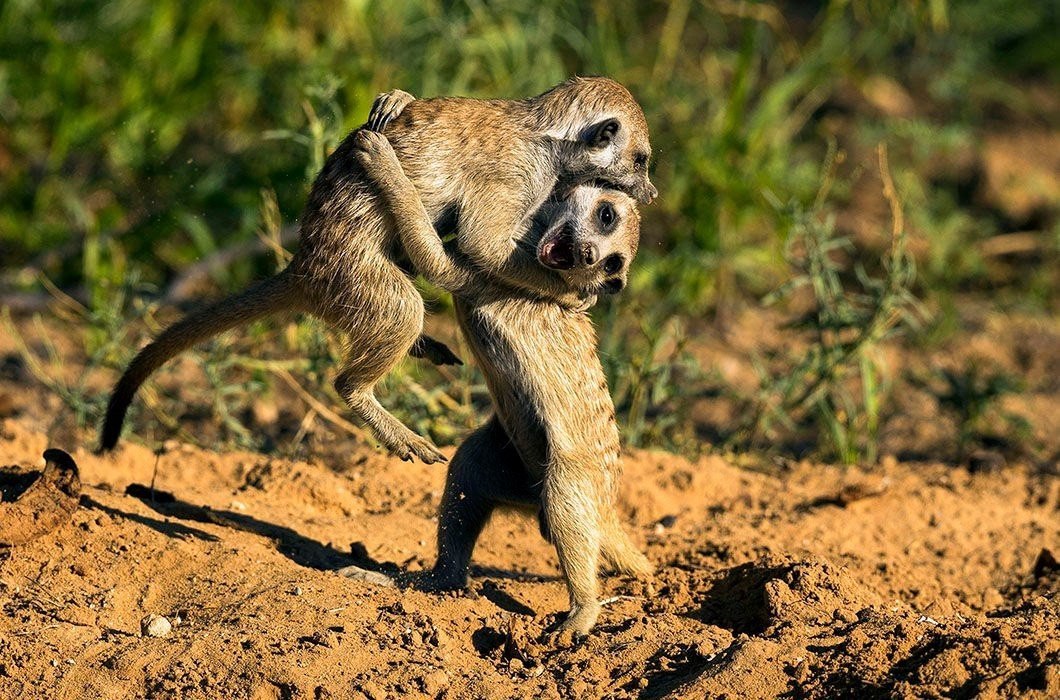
[141,614,173,638]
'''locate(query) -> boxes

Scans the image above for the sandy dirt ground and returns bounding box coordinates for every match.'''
[1,414,1057,698]
[1,307,1059,699]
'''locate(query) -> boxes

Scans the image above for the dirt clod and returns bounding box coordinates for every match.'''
[0,448,81,546]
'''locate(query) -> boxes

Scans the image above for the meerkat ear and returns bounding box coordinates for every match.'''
[583,118,620,149]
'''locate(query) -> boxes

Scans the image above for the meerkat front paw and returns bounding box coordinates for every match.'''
[544,603,600,647]
[353,130,404,184]
[353,129,395,166]
[366,89,415,132]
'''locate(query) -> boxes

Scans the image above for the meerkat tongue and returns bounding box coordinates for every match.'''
[540,237,576,270]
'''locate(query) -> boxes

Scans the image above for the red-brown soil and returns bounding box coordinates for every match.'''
[1,413,1057,698]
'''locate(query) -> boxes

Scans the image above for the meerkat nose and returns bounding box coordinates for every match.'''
[642,181,659,204]
[580,242,599,267]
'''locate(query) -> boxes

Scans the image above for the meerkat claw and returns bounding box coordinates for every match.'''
[366,89,415,132]
[412,441,447,464]
[553,602,600,641]
[388,433,446,465]
[409,336,462,366]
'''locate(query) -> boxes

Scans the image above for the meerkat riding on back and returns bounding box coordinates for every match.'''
[352,93,654,637]
[99,77,656,465]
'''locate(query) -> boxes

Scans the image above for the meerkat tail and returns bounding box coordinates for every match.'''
[98,272,301,452]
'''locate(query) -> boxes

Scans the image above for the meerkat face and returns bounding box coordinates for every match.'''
[577,117,657,206]
[539,77,658,206]
[534,186,640,298]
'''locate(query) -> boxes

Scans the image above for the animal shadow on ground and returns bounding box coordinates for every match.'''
[107,484,395,574]
[112,483,555,593]
[0,465,40,501]
[477,580,537,616]
[82,495,221,543]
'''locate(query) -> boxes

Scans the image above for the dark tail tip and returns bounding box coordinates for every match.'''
[98,420,120,454]
[97,389,131,454]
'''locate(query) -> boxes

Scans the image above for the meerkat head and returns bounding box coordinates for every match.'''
[533,185,640,298]
[537,77,658,206]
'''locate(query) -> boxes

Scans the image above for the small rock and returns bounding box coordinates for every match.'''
[1030,595,1051,609]
[141,614,172,638]
[834,608,858,624]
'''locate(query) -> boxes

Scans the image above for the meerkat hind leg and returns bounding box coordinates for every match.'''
[336,379,446,464]
[542,467,604,637]
[431,417,537,589]
[332,327,446,465]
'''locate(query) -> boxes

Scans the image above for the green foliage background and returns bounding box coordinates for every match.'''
[3,0,1054,298]
[1,0,1056,460]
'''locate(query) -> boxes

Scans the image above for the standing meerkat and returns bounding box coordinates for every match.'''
[353,128,652,637]
[99,77,656,463]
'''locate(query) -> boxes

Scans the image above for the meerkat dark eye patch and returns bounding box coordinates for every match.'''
[603,278,625,294]
[603,254,624,275]
[633,153,649,170]
[597,202,617,231]
[583,118,620,149]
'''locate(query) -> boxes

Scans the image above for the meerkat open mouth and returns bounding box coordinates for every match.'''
[539,231,577,270]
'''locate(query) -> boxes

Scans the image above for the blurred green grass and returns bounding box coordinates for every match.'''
[1,0,1057,460]
[3,1,1055,299]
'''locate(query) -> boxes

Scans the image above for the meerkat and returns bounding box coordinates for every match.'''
[99,77,656,464]
[353,129,652,637]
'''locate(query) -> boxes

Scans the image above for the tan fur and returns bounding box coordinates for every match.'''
[354,130,652,637]
[99,77,656,462]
